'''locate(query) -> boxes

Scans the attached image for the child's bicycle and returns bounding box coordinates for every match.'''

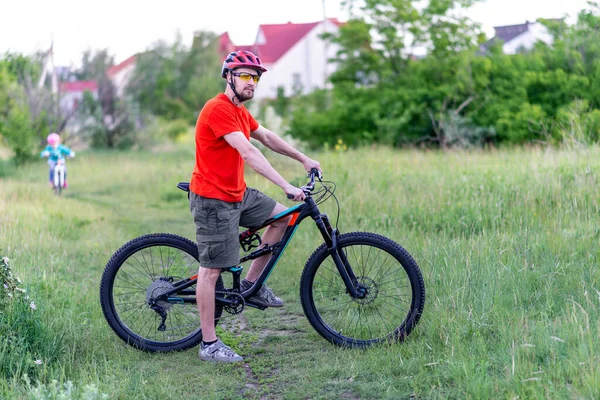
[52,159,67,196]
[99,170,425,351]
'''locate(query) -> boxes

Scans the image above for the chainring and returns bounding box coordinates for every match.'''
[220,292,245,315]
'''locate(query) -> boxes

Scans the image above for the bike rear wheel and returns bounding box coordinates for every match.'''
[300,232,425,348]
[99,233,223,352]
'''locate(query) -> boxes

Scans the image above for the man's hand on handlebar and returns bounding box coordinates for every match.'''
[284,169,323,201]
[302,158,321,175]
[284,185,306,202]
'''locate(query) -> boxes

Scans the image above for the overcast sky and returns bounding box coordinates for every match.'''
[0,0,593,67]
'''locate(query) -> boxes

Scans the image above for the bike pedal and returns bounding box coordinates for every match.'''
[244,301,267,310]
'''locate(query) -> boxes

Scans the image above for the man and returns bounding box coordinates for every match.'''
[190,50,321,363]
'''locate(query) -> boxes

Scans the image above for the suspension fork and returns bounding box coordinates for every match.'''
[316,214,364,299]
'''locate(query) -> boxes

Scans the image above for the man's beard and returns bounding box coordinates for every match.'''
[238,88,254,101]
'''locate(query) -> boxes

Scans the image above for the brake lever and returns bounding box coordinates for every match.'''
[287,169,322,199]
[309,168,322,180]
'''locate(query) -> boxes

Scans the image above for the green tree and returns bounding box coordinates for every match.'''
[127,30,222,124]
[0,72,35,163]
[72,49,134,148]
[0,53,66,163]
[291,0,486,148]
[75,49,115,81]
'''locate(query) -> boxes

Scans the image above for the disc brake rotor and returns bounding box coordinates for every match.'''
[353,276,379,305]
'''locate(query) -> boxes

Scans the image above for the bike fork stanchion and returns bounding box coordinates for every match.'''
[328,232,365,299]
[331,230,358,284]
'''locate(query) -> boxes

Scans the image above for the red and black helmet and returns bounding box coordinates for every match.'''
[221,50,267,78]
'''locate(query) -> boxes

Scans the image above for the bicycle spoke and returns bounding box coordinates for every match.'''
[116,266,148,291]
[137,249,154,278]
[131,252,155,280]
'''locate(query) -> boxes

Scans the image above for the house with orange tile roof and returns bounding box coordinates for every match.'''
[219,18,343,100]
[57,17,343,112]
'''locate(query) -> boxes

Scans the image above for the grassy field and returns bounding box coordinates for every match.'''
[0,143,599,399]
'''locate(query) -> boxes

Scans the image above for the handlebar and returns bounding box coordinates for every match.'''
[286,168,322,199]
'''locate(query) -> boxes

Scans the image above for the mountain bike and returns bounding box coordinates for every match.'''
[99,169,425,352]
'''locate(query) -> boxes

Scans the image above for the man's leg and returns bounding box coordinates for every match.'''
[196,266,243,363]
[244,202,291,282]
[240,201,291,308]
[196,266,221,342]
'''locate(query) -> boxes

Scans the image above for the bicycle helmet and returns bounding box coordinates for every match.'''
[221,50,267,78]
[47,133,60,145]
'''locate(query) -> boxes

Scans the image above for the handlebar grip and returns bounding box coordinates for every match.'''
[287,193,294,199]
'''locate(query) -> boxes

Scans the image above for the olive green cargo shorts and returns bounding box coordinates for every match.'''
[189,188,276,268]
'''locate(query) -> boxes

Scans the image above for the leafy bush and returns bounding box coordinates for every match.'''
[284,2,600,149]
[0,88,36,164]
[164,119,192,141]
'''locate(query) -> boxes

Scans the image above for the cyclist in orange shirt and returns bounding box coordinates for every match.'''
[190,50,321,363]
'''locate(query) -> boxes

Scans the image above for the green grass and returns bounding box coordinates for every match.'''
[1,144,599,399]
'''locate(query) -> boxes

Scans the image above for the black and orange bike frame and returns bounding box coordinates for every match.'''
[155,173,366,311]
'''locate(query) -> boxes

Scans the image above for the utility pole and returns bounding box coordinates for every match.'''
[322,0,327,89]
[38,38,58,95]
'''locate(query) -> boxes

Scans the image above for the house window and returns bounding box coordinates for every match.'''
[292,73,303,94]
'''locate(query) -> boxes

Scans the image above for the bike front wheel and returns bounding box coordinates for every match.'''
[300,232,425,348]
[53,168,62,196]
[99,233,223,352]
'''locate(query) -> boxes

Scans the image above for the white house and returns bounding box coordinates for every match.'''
[59,80,98,115]
[219,18,343,100]
[56,55,137,114]
[481,20,558,55]
[107,55,137,97]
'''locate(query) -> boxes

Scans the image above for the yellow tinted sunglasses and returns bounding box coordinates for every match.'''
[232,72,260,83]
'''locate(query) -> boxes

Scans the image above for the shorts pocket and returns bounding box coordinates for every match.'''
[215,210,231,234]
[197,234,227,264]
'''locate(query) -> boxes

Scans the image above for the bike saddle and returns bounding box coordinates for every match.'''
[177,182,190,192]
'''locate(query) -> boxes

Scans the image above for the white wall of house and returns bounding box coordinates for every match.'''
[503,22,554,54]
[254,20,340,100]
[59,90,98,115]
[110,62,136,97]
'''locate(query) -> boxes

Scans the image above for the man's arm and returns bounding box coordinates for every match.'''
[223,131,305,201]
[251,125,320,172]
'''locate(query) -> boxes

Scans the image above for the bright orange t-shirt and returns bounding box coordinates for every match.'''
[190,93,259,202]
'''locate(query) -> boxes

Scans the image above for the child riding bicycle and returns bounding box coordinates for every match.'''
[40,133,75,189]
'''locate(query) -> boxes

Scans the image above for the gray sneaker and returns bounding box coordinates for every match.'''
[241,280,284,308]
[198,340,243,363]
